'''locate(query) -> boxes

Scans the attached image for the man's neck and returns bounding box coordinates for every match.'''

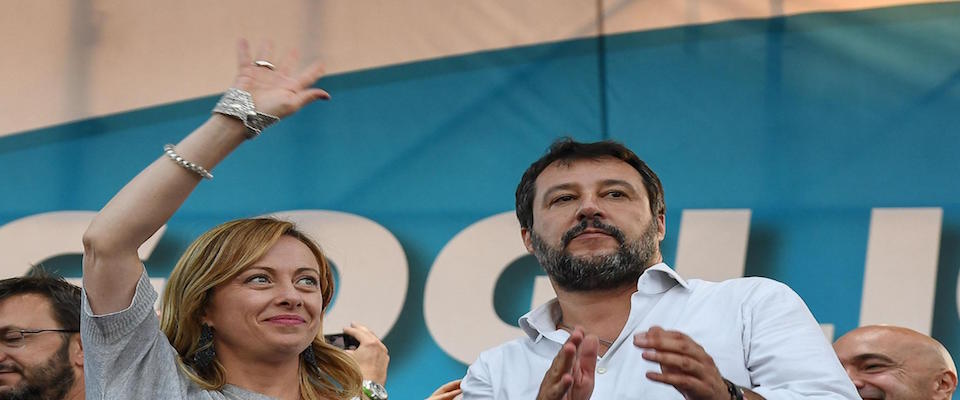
[62,382,85,400]
[555,282,637,347]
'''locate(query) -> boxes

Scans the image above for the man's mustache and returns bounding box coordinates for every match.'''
[561,218,626,248]
[0,362,22,374]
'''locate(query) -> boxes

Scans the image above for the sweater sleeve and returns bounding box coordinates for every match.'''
[81,269,192,399]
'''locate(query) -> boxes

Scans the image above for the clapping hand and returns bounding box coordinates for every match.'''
[537,327,599,400]
[635,326,729,400]
[427,379,462,400]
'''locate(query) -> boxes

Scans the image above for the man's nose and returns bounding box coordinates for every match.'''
[845,369,865,389]
[576,194,604,220]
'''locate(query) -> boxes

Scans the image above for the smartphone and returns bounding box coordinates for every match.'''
[324,333,360,350]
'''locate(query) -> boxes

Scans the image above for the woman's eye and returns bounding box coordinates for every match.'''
[246,275,270,284]
[297,276,319,286]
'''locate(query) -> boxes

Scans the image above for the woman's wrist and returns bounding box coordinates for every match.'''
[363,371,387,386]
[211,87,280,139]
[205,114,251,144]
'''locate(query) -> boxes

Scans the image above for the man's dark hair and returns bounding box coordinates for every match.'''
[515,138,665,230]
[0,270,81,331]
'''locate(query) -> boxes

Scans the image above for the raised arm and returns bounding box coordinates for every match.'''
[82,40,329,314]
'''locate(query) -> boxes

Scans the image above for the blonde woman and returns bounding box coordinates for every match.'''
[81,41,389,399]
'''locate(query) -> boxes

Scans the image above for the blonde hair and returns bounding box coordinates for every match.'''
[159,218,362,399]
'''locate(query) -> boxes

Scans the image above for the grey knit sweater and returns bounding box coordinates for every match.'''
[81,271,277,400]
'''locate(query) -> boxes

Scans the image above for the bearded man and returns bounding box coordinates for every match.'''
[460,139,859,400]
[0,273,84,400]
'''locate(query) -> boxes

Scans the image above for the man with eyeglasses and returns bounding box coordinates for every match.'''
[0,273,84,400]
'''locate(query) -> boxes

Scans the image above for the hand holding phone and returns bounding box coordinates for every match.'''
[324,333,360,350]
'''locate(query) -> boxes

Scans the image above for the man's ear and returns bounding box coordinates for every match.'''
[70,333,84,368]
[656,213,666,241]
[933,369,958,399]
[521,228,535,254]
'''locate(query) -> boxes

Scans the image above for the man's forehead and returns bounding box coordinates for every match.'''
[0,293,57,326]
[836,327,921,360]
[536,157,645,189]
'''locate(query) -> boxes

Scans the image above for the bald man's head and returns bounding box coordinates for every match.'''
[834,325,957,400]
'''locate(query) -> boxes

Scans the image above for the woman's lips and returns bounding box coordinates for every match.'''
[266,315,306,325]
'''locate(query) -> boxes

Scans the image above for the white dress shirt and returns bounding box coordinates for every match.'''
[461,263,858,399]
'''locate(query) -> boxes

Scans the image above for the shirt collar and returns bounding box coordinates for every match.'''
[637,262,689,294]
[518,263,689,341]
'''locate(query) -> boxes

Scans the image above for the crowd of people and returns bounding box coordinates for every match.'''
[1,41,955,400]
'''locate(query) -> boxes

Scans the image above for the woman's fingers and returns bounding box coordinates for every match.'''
[254,40,274,63]
[236,39,252,68]
[296,60,327,89]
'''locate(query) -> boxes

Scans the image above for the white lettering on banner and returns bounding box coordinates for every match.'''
[860,208,942,334]
[821,324,835,342]
[266,211,408,337]
[531,276,554,312]
[673,209,752,281]
[0,211,166,278]
[60,277,167,308]
[1,207,955,361]
[424,211,528,364]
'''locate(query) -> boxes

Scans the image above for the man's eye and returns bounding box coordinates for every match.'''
[863,364,887,372]
[606,191,626,198]
[552,195,575,204]
[2,333,23,344]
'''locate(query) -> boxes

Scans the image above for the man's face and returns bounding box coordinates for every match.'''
[834,327,945,400]
[522,157,665,291]
[0,294,77,400]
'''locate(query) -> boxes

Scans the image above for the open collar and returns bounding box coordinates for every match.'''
[519,263,689,341]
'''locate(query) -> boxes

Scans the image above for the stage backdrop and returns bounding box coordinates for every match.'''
[1,1,959,399]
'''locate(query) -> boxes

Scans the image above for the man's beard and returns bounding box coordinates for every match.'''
[530,217,660,292]
[0,338,75,400]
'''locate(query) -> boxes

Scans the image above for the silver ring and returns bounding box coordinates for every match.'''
[253,60,276,70]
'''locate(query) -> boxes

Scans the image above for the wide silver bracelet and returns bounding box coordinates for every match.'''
[163,144,213,180]
[212,88,279,139]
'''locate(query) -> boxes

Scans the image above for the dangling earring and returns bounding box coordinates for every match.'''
[194,324,216,370]
[302,344,319,370]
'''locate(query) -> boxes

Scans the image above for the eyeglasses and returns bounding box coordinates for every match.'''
[0,328,79,349]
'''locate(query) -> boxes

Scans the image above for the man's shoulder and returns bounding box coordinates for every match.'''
[468,333,565,374]
[473,335,538,364]
[687,275,793,295]
[678,276,804,311]
[462,335,553,398]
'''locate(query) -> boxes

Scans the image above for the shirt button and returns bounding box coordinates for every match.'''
[597,367,607,374]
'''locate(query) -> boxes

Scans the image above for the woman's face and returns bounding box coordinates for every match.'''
[203,235,325,362]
